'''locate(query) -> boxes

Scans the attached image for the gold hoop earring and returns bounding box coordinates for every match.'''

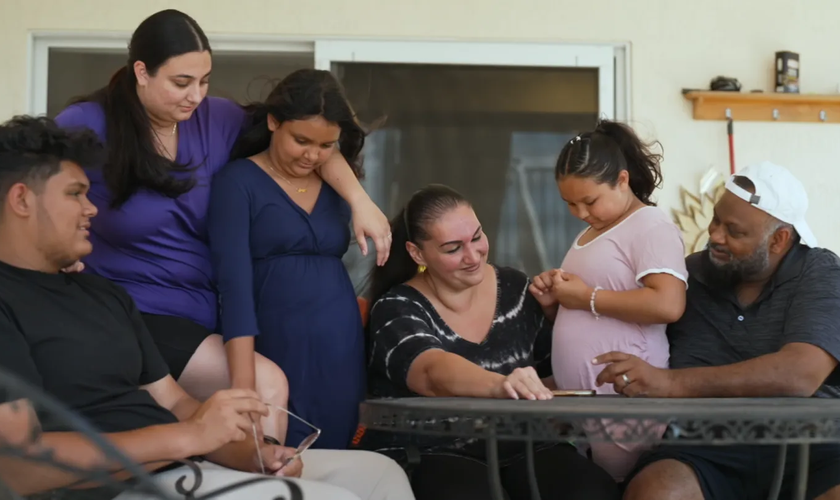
[417,265,427,273]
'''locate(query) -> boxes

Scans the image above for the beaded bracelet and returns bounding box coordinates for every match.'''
[590,286,603,319]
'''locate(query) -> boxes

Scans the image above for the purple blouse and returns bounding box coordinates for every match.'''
[55,97,246,331]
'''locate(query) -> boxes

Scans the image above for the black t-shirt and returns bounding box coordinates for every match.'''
[359,266,553,460]
[668,245,840,397]
[0,260,178,433]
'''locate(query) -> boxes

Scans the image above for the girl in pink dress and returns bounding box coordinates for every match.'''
[530,120,688,481]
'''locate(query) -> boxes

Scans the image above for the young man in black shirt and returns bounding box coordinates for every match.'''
[0,116,412,500]
[593,161,840,500]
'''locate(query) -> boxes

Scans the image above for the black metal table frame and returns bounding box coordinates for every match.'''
[360,397,840,500]
[477,423,809,500]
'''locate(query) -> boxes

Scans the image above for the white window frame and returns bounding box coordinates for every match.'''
[28,32,630,121]
[613,42,632,122]
[314,39,627,121]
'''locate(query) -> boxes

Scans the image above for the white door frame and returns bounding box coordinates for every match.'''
[314,39,625,121]
[28,32,630,121]
[26,31,314,116]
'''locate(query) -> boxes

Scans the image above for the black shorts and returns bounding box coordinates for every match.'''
[628,444,840,500]
[141,314,213,379]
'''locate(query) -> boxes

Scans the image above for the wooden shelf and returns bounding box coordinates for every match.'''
[683,91,840,123]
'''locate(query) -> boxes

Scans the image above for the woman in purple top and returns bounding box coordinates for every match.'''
[54,10,392,443]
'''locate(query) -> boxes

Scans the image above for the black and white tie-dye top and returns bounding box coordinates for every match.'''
[368,266,553,398]
[359,266,553,461]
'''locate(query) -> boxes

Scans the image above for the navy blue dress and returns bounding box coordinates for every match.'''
[207,158,366,449]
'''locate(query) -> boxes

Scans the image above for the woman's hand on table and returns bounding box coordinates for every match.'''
[494,367,554,401]
[593,351,674,397]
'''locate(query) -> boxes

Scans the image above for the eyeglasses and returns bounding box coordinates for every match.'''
[252,403,321,475]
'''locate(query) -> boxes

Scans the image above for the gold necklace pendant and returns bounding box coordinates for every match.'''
[264,159,309,193]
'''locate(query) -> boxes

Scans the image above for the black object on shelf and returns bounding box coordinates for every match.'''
[710,76,742,92]
[775,51,800,93]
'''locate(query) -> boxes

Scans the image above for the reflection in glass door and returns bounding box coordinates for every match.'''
[496,132,587,277]
[322,42,614,294]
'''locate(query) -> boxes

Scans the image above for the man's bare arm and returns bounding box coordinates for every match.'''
[668,342,837,397]
[1,380,265,495]
[0,421,195,495]
[141,377,266,472]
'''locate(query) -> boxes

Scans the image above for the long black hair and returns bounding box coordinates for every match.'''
[367,184,469,305]
[232,69,365,178]
[74,9,211,208]
[555,119,663,206]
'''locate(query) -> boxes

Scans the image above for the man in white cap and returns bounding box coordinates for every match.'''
[593,162,840,499]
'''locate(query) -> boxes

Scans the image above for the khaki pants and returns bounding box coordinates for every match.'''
[115,449,415,500]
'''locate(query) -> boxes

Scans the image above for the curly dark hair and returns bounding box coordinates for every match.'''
[0,115,105,202]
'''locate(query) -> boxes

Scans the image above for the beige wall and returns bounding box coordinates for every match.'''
[2,0,839,248]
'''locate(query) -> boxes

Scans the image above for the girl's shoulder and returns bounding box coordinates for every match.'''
[202,96,247,123]
[54,101,107,140]
[635,205,673,223]
[620,206,682,237]
[213,158,261,186]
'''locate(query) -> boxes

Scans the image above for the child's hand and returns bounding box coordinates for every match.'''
[550,271,592,310]
[529,269,561,307]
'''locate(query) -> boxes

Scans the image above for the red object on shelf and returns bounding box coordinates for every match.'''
[727,117,735,174]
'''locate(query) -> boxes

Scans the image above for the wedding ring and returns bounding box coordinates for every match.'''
[621,374,631,385]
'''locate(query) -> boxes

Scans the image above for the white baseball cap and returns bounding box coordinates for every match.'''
[724,161,818,247]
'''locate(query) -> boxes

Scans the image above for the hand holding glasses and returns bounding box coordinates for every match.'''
[252,403,321,475]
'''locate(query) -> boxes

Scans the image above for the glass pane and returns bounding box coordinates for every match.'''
[47,49,126,117]
[209,52,314,103]
[339,63,597,294]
